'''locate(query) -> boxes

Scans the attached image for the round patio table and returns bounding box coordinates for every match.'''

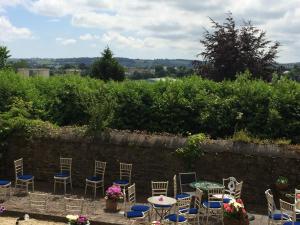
[189,180,224,191]
[147,196,177,221]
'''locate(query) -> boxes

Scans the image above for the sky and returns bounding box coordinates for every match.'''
[0,0,300,63]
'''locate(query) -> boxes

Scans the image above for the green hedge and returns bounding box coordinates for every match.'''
[0,69,299,143]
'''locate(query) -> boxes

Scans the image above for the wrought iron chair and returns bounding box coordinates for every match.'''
[54,158,72,194]
[113,163,132,189]
[14,158,34,193]
[85,161,106,198]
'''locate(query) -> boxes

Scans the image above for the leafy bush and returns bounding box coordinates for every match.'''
[0,70,299,143]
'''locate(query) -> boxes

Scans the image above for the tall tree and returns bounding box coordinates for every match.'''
[0,46,11,69]
[194,13,279,81]
[91,47,125,81]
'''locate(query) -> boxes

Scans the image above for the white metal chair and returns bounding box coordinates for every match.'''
[265,189,288,225]
[223,177,237,196]
[179,172,196,196]
[164,196,190,224]
[125,183,150,222]
[173,175,190,200]
[152,181,171,220]
[54,158,72,194]
[14,158,34,193]
[64,197,84,215]
[182,188,204,225]
[29,192,48,212]
[0,179,11,199]
[113,163,132,188]
[85,161,106,198]
[203,187,224,225]
[279,199,295,225]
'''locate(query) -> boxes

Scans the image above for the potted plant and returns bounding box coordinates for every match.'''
[66,215,90,225]
[105,185,124,212]
[223,199,249,225]
[275,176,288,190]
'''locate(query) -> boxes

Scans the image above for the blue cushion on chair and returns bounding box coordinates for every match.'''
[165,214,186,222]
[189,208,198,214]
[126,211,144,218]
[176,193,190,199]
[0,180,10,186]
[154,204,172,208]
[114,180,129,185]
[87,176,102,181]
[131,205,150,212]
[270,213,290,220]
[17,175,33,180]
[54,172,69,178]
[283,222,300,225]
[203,201,222,208]
[223,198,231,203]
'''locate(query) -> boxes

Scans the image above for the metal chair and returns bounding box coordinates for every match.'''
[173,174,190,200]
[64,197,84,215]
[14,158,34,193]
[203,187,224,225]
[179,172,196,196]
[113,163,132,188]
[54,158,72,194]
[279,199,295,224]
[222,177,237,196]
[164,196,190,224]
[0,179,11,200]
[151,181,170,220]
[85,161,106,198]
[182,188,204,225]
[265,189,288,225]
[29,192,48,212]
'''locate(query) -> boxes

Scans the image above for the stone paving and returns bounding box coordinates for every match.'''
[0,182,268,225]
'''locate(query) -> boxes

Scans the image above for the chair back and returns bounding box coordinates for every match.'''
[265,189,275,217]
[64,197,84,214]
[177,195,192,214]
[29,192,48,212]
[120,163,132,184]
[223,177,237,195]
[179,172,196,193]
[207,187,224,206]
[95,161,106,178]
[60,158,72,174]
[127,183,136,208]
[151,181,168,196]
[14,158,24,178]
[195,188,203,209]
[173,175,177,198]
[234,181,243,199]
[279,199,295,222]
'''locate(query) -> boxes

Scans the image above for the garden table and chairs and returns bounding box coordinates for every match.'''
[147,195,177,221]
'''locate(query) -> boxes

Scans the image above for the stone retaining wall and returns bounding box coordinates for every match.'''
[2,129,300,206]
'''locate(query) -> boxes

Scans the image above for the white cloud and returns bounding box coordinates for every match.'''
[79,33,100,41]
[0,16,32,42]
[56,37,77,45]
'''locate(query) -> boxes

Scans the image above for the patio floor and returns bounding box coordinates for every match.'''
[0,181,268,225]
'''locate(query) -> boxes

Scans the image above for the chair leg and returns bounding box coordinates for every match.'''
[84,183,87,195]
[94,185,96,199]
[54,180,56,193]
[64,181,67,195]
[26,182,29,193]
[70,177,73,191]
[32,179,34,192]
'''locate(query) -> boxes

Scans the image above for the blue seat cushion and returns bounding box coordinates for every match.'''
[203,201,222,208]
[126,211,144,218]
[189,208,198,214]
[54,172,69,178]
[17,175,33,180]
[0,180,11,186]
[154,204,172,208]
[270,213,290,220]
[223,198,231,203]
[114,180,129,185]
[176,193,190,199]
[131,205,150,212]
[86,176,103,182]
[165,214,186,222]
[283,222,300,225]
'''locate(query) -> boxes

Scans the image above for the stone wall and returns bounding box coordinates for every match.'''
[2,129,300,207]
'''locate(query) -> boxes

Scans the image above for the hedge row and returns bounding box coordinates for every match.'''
[0,70,299,142]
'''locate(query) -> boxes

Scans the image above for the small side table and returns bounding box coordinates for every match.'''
[147,196,177,221]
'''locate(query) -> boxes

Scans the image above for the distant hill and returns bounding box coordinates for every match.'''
[9,57,195,68]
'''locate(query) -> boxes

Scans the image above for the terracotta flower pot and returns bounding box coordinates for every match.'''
[275,183,288,191]
[105,199,119,212]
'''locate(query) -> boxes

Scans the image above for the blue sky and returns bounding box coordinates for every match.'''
[0,0,300,62]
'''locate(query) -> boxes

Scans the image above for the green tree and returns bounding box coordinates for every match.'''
[91,47,125,81]
[194,13,279,81]
[0,46,11,69]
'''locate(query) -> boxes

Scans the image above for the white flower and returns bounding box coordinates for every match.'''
[66,215,79,221]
